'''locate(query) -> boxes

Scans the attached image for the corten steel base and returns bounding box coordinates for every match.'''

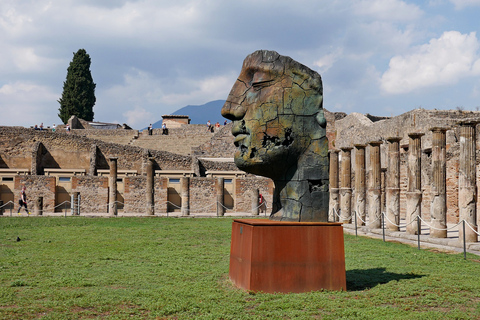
[229,219,346,293]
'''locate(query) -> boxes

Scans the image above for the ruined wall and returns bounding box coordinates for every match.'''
[15,175,56,214]
[72,176,108,213]
[0,127,192,173]
[193,123,236,158]
[234,177,274,213]
[123,176,168,213]
[189,178,216,213]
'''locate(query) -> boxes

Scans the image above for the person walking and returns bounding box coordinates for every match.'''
[17,186,30,215]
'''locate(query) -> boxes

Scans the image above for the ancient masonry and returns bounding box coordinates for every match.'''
[2,109,480,242]
[331,108,480,242]
[0,115,273,217]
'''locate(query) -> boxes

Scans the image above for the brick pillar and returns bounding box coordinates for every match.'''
[328,150,340,222]
[368,141,382,228]
[34,197,43,216]
[386,137,401,231]
[146,157,154,215]
[430,127,448,238]
[181,177,190,216]
[458,121,478,242]
[406,133,424,235]
[354,144,366,226]
[340,147,353,223]
[109,157,118,216]
[216,177,225,216]
[252,188,260,216]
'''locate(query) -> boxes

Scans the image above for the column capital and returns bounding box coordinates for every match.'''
[109,157,118,161]
[386,136,402,143]
[328,149,340,154]
[407,132,425,138]
[340,146,353,152]
[353,144,366,149]
[368,140,382,146]
[429,127,448,133]
[457,119,480,126]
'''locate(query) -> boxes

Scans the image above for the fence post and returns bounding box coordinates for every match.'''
[382,212,385,242]
[354,210,358,237]
[463,220,467,260]
[417,216,421,250]
[78,194,81,216]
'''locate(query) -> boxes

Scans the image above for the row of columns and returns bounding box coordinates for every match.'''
[107,157,262,217]
[329,122,479,242]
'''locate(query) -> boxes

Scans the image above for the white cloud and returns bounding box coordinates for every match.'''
[314,49,343,73]
[449,0,480,9]
[353,0,423,21]
[0,81,60,126]
[381,31,480,94]
[123,106,153,128]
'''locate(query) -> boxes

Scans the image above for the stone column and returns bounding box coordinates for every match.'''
[146,157,155,215]
[328,150,340,222]
[181,177,190,216]
[386,137,402,231]
[72,192,80,215]
[406,133,424,235]
[109,157,118,216]
[430,127,448,238]
[34,197,43,216]
[354,144,366,226]
[252,188,260,216]
[458,121,478,242]
[340,147,353,223]
[368,141,382,228]
[216,177,225,216]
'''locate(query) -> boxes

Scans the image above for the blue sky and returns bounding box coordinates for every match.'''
[1,0,480,129]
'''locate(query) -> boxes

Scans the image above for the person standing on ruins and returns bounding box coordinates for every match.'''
[17,186,29,215]
[162,122,168,135]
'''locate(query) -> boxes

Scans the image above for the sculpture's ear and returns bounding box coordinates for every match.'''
[316,108,327,128]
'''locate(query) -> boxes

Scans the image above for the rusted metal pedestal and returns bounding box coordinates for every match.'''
[229,219,346,293]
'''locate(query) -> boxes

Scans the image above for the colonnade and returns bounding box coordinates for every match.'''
[329,122,479,242]
[106,158,263,217]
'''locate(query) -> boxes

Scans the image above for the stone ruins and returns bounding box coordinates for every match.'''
[1,108,480,242]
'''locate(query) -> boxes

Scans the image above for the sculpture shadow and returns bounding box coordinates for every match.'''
[346,268,424,291]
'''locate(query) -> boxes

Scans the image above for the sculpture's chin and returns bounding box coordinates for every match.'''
[233,154,269,177]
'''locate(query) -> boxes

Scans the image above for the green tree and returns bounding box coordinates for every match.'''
[58,49,96,124]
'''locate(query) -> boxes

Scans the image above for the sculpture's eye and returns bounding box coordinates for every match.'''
[251,72,273,90]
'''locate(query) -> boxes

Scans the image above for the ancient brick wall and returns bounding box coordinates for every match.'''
[72,176,108,213]
[0,127,192,174]
[15,175,56,214]
[234,177,274,213]
[190,177,216,213]
[123,176,168,213]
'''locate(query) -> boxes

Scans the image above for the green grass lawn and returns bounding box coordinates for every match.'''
[1,217,479,319]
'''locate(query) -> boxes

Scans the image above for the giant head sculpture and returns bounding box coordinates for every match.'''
[221,50,329,222]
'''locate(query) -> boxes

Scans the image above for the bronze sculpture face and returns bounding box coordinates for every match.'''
[222,50,329,222]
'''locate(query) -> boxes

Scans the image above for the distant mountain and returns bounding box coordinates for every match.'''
[172,100,227,125]
[145,100,227,130]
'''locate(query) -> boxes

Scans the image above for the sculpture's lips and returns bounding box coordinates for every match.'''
[234,134,248,146]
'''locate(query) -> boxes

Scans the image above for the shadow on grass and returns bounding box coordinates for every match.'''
[346,267,424,291]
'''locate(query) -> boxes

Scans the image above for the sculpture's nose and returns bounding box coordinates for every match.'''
[221,81,247,121]
[221,99,246,121]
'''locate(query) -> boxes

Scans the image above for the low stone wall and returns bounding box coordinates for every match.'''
[72,176,109,213]
[15,175,56,214]
[234,177,274,213]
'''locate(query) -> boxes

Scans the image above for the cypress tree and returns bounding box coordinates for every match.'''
[58,49,96,124]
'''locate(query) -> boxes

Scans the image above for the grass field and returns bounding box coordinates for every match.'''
[1,217,479,319]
